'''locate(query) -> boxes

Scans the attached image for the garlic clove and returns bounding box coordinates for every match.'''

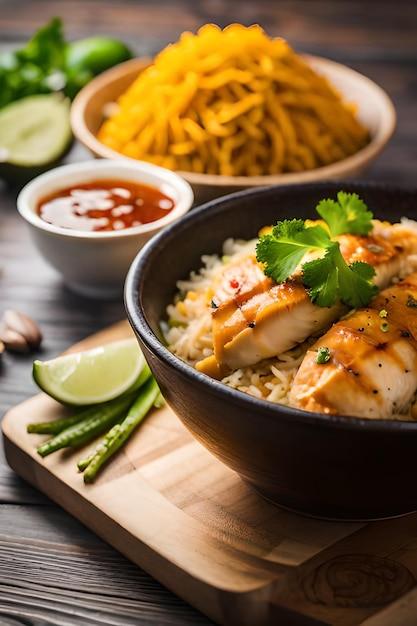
[0,310,43,352]
[1,328,31,353]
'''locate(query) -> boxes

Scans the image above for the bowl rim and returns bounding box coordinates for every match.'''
[16,158,194,240]
[124,179,417,433]
[71,53,397,187]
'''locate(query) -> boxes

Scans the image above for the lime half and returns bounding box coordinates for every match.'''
[0,93,73,179]
[33,338,146,406]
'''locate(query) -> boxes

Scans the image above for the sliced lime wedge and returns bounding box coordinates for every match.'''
[33,338,146,406]
[0,93,73,180]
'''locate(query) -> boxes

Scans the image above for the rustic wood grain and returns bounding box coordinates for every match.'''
[5,322,417,625]
[1,1,416,624]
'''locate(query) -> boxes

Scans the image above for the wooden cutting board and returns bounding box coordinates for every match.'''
[3,320,417,626]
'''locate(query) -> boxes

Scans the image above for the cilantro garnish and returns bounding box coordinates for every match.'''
[316,347,331,364]
[255,191,379,308]
[315,191,373,237]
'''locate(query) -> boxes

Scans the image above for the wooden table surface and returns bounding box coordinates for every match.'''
[0,1,416,624]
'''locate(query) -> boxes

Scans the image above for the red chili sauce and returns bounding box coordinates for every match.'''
[37,179,176,232]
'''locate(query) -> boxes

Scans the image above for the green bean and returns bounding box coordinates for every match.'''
[36,392,136,457]
[27,405,106,435]
[79,377,163,483]
[28,365,152,436]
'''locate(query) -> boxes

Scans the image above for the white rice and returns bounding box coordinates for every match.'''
[163,226,417,420]
[164,236,315,404]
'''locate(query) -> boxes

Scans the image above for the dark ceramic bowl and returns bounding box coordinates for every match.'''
[124,181,417,521]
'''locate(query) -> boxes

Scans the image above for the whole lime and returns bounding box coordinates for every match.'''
[64,37,133,99]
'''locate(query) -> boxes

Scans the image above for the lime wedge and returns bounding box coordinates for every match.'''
[0,93,73,182]
[33,338,146,406]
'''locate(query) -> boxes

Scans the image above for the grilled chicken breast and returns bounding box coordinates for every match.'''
[289,273,417,418]
[196,219,417,378]
[196,255,345,378]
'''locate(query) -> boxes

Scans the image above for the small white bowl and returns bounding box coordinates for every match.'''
[17,159,194,299]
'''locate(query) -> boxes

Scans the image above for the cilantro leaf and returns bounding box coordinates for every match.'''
[16,17,66,72]
[0,18,67,108]
[316,191,373,237]
[255,191,379,308]
[302,245,378,308]
[256,220,330,282]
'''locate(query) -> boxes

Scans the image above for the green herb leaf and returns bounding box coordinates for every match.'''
[303,246,378,308]
[0,17,133,109]
[316,347,331,364]
[255,192,379,308]
[256,220,330,282]
[316,191,374,237]
[16,17,66,72]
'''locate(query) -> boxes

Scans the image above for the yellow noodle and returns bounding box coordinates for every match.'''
[182,117,210,143]
[97,23,370,176]
[198,68,254,90]
[239,113,266,141]
[261,118,285,172]
[293,113,335,166]
[216,92,264,125]
[168,116,186,144]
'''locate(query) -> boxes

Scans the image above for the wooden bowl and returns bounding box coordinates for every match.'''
[71,56,397,205]
[125,180,417,521]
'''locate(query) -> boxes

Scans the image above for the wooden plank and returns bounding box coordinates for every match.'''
[3,321,417,625]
